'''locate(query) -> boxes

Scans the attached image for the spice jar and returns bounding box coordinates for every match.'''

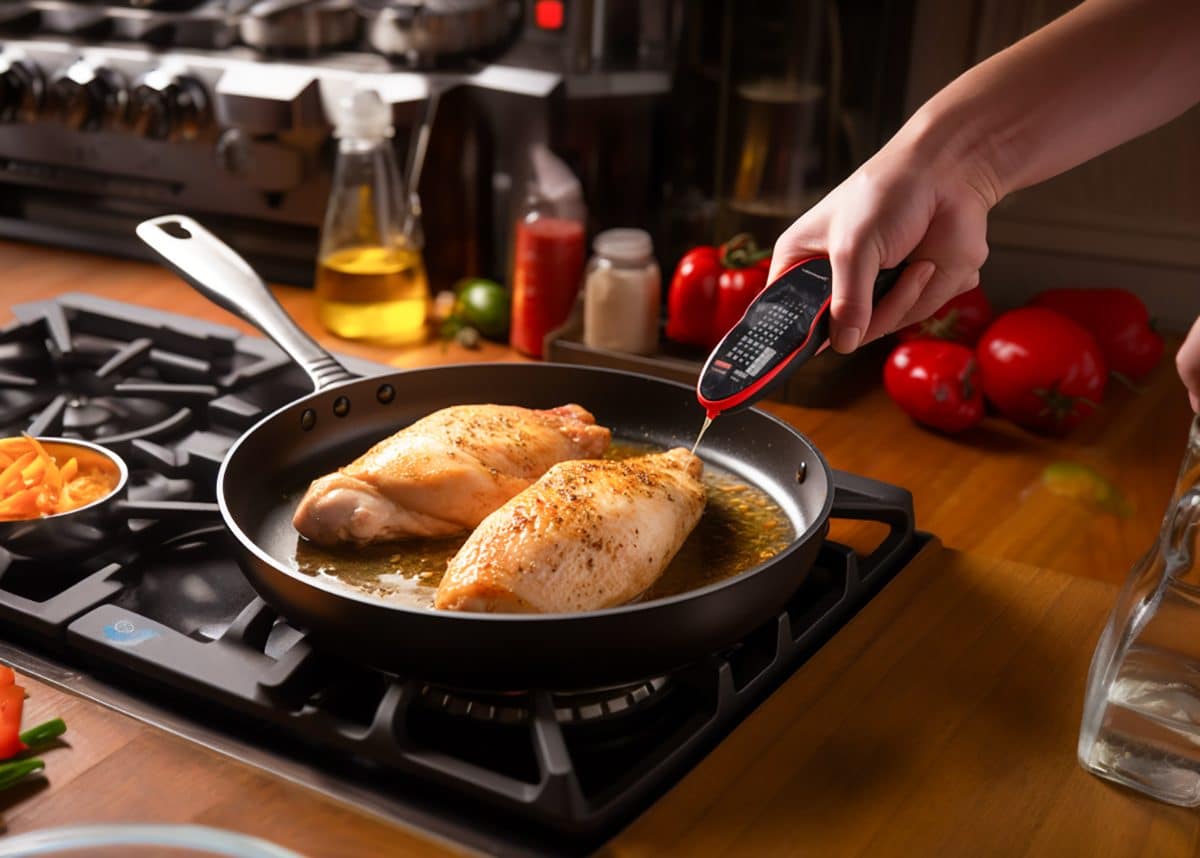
[583,229,661,354]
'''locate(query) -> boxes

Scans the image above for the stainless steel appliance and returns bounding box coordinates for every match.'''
[0,293,925,854]
[0,0,681,285]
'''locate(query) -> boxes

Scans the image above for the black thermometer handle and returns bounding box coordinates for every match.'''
[697,256,906,416]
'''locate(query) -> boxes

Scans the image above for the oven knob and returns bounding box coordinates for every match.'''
[130,71,211,141]
[0,56,45,123]
[214,128,253,174]
[49,60,128,131]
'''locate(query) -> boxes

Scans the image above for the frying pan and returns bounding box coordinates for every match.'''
[136,215,914,690]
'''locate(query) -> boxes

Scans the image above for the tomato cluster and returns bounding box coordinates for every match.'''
[884,286,1162,435]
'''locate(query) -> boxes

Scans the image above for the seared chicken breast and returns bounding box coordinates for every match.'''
[435,447,705,613]
[292,404,611,546]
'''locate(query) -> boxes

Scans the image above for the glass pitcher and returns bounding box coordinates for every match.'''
[1079,414,1200,804]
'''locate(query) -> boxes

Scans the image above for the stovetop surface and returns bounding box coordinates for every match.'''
[0,294,925,857]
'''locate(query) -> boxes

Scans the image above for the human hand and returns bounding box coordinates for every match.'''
[1176,317,1200,412]
[769,122,999,353]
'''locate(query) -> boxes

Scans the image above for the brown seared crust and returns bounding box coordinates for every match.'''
[292,403,613,545]
[435,448,705,613]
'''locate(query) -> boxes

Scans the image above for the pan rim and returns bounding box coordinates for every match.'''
[216,362,835,622]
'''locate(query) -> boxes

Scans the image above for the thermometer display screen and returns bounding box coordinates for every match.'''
[698,258,833,406]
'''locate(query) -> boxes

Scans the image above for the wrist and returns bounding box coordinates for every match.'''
[896,94,1010,210]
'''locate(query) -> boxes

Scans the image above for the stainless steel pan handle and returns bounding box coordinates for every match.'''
[135,215,357,392]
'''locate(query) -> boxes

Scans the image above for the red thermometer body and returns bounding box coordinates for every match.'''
[697,256,906,417]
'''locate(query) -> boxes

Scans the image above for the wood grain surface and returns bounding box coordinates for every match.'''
[2,238,1197,856]
[3,543,1195,857]
[3,238,1191,585]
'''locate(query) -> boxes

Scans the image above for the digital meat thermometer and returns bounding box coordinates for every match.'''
[692,256,906,450]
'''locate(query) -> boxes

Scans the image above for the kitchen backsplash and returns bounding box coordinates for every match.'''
[907,0,1200,332]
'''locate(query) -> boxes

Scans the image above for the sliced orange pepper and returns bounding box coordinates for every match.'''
[0,452,35,494]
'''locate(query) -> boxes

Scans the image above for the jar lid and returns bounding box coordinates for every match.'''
[593,228,652,262]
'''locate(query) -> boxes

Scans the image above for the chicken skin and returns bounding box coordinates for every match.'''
[292,404,611,546]
[435,448,705,613]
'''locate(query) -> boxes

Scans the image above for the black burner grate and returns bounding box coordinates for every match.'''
[0,295,924,857]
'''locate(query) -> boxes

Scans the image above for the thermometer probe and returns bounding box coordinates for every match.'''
[692,256,905,448]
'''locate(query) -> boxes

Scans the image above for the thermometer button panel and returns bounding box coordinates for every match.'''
[698,258,833,405]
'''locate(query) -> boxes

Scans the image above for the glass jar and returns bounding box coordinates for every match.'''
[1079,414,1200,805]
[314,87,429,345]
[582,228,661,355]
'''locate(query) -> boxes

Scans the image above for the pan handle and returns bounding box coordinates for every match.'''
[829,469,916,586]
[135,215,358,393]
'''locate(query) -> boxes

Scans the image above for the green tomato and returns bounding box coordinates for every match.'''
[452,278,510,341]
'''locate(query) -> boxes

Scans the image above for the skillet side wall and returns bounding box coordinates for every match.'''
[220,364,833,689]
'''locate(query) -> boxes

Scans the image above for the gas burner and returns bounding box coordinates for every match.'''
[416,676,672,726]
[552,677,671,724]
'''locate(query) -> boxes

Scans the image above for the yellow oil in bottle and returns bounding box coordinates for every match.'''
[314,244,429,345]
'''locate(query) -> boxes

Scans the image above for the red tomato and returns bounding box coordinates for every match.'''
[884,341,985,433]
[1029,288,1163,380]
[898,287,993,346]
[976,308,1107,434]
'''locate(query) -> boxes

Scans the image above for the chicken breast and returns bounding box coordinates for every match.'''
[435,447,706,613]
[292,404,611,546]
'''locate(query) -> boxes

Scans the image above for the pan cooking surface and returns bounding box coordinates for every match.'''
[286,440,795,610]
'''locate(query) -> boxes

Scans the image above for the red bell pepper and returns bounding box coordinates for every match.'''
[0,683,26,760]
[0,665,14,687]
[665,234,772,350]
[1028,288,1164,381]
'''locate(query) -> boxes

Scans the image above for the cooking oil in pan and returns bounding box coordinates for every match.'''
[294,441,795,609]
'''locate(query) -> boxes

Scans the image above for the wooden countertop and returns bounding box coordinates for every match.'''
[1,239,1197,855]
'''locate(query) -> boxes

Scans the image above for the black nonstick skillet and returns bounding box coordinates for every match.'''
[136,214,914,690]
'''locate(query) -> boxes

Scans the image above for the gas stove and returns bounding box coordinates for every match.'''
[0,1,678,286]
[0,295,924,856]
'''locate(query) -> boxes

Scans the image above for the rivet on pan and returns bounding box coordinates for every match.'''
[333,396,351,418]
[796,461,807,483]
[377,384,396,404]
[300,408,316,431]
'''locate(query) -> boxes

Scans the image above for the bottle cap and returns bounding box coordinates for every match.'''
[594,228,653,262]
[334,86,393,140]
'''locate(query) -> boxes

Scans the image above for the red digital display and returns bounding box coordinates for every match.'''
[534,0,564,30]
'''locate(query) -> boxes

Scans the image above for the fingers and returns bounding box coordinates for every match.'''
[865,200,988,342]
[861,260,937,344]
[1175,315,1200,412]
[897,270,981,332]
[826,235,884,353]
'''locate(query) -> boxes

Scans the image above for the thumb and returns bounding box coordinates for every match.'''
[768,211,830,283]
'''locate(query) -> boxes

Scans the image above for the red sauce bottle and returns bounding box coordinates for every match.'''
[510,216,585,358]
[508,147,587,359]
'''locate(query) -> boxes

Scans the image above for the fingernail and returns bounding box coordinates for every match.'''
[833,326,861,353]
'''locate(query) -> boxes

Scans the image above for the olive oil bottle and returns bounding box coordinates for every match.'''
[315,87,429,345]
